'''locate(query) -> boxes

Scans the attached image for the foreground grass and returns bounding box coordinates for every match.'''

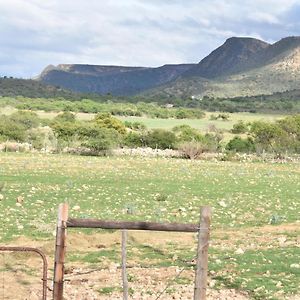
[0,153,299,299]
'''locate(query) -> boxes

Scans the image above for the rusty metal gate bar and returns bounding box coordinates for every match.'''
[0,246,48,300]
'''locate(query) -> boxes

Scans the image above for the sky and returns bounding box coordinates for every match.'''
[0,0,300,78]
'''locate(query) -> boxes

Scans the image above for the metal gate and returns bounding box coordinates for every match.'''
[0,246,48,300]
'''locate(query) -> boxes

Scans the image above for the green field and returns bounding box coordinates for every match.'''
[0,153,299,299]
[118,112,284,131]
[0,105,284,132]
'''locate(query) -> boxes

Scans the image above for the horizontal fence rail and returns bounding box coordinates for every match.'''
[67,218,199,232]
[54,204,211,300]
[0,246,48,300]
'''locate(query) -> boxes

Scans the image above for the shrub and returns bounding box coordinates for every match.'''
[231,120,248,134]
[53,111,76,123]
[81,127,120,153]
[250,121,286,152]
[172,125,203,143]
[10,110,40,129]
[27,127,56,150]
[93,113,126,134]
[123,132,143,148]
[179,134,220,159]
[179,141,207,159]
[226,137,255,153]
[124,121,146,131]
[0,116,26,141]
[143,129,176,149]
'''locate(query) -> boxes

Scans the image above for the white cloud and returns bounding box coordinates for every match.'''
[0,0,299,77]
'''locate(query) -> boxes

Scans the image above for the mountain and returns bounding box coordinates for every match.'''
[184,37,270,78]
[146,36,300,99]
[38,63,195,96]
[36,36,300,99]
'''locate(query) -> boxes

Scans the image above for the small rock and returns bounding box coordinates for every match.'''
[218,200,227,208]
[276,281,282,288]
[72,205,80,211]
[0,194,4,200]
[17,196,24,203]
[235,248,245,255]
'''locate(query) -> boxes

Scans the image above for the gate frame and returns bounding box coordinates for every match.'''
[53,203,211,300]
[0,246,48,300]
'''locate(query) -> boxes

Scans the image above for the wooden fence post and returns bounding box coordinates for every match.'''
[53,203,69,300]
[121,230,128,300]
[193,206,211,300]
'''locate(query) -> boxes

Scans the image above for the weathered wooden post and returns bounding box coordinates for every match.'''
[194,206,212,300]
[53,203,69,300]
[121,230,128,300]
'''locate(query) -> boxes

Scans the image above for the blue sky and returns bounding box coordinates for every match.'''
[0,0,300,78]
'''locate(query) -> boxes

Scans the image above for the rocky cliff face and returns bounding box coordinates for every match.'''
[38,63,195,96]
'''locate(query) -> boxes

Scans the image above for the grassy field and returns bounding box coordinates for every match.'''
[0,105,284,132]
[0,153,299,299]
[118,112,284,131]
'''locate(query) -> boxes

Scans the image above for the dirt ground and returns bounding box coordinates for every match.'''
[0,223,299,299]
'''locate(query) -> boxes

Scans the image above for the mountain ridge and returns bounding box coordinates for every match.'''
[37,35,300,98]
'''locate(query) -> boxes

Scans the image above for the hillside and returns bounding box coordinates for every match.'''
[0,77,81,99]
[146,36,300,99]
[0,77,124,102]
[38,63,195,96]
[184,37,270,78]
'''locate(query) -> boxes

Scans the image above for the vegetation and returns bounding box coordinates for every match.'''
[0,153,299,299]
[2,77,300,115]
[0,96,206,119]
[0,106,299,157]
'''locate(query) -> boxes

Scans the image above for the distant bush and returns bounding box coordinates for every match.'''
[179,133,220,159]
[226,137,255,153]
[54,111,76,123]
[10,110,40,129]
[249,114,300,154]
[231,120,248,134]
[143,129,176,149]
[123,132,144,148]
[209,113,230,121]
[124,121,146,131]
[93,113,126,134]
[0,116,26,142]
[172,125,203,143]
[179,141,206,159]
[27,127,56,150]
[81,127,120,154]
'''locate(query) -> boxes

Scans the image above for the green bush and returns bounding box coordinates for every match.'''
[124,121,146,131]
[179,134,220,159]
[10,110,40,129]
[53,111,76,123]
[226,137,255,153]
[0,116,26,141]
[93,113,126,134]
[81,127,120,153]
[231,120,248,134]
[27,127,56,150]
[172,125,203,142]
[143,129,176,149]
[123,132,143,148]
